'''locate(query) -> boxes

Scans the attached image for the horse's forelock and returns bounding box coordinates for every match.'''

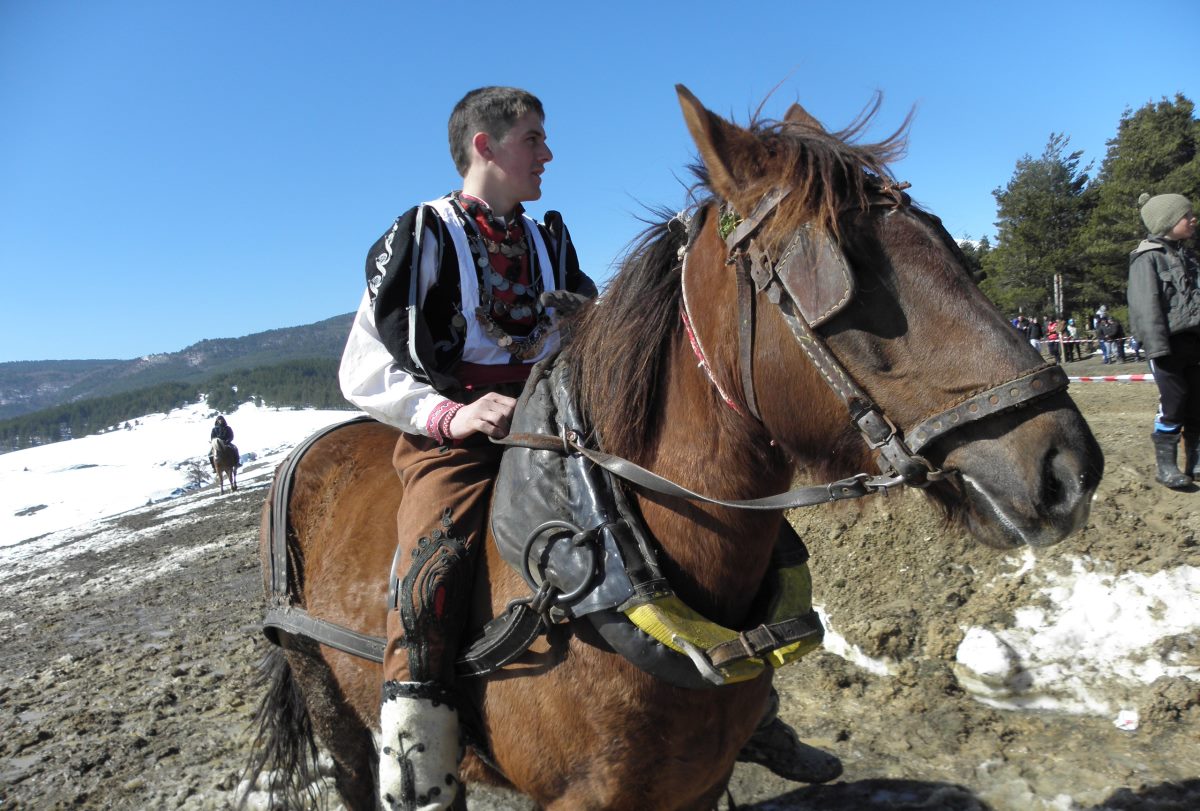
[710,100,911,244]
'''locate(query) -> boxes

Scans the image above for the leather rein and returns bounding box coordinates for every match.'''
[501,183,1068,510]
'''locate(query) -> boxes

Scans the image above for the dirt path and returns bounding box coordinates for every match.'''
[1,356,1197,810]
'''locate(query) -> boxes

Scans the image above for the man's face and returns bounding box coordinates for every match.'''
[487,110,553,204]
[1166,210,1197,241]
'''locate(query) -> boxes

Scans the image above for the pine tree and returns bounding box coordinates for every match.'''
[980,134,1092,317]
[958,236,991,281]
[1078,95,1200,309]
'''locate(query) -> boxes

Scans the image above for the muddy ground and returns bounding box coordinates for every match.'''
[1,354,1198,810]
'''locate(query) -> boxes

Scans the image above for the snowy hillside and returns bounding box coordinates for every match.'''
[1,400,353,545]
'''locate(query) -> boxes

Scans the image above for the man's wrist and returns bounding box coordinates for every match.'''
[427,400,464,444]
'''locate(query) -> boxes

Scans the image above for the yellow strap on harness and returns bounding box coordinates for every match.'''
[622,558,823,686]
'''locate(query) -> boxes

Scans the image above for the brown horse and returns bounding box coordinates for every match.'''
[211,437,238,494]
[248,86,1103,810]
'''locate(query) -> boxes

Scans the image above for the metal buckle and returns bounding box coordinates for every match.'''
[739,624,778,658]
[672,635,726,686]
[857,409,901,450]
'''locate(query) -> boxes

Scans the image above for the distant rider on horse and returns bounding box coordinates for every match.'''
[209,415,236,471]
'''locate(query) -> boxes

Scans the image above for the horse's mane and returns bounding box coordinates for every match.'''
[563,212,689,460]
[565,99,909,460]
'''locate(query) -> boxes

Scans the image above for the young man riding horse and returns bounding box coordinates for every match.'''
[338,86,835,810]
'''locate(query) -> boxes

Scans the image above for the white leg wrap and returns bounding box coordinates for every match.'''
[378,683,461,811]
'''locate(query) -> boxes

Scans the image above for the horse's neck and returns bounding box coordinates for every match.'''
[634,341,793,627]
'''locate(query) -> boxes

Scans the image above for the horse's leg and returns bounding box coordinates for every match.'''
[283,645,379,811]
[269,421,405,805]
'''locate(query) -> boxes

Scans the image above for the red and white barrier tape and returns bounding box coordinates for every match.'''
[1068,374,1153,383]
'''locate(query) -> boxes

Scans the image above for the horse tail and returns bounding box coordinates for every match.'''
[239,646,323,810]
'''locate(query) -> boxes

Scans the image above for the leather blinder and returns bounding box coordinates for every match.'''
[774,229,855,327]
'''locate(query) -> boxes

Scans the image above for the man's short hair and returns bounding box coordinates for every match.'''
[448,86,544,176]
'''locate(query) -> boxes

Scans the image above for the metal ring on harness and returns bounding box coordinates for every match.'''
[520,519,602,606]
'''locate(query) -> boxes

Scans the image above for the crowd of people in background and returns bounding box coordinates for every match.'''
[1010,308,1144,366]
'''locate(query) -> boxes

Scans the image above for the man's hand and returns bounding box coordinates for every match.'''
[448,392,517,439]
[539,290,592,319]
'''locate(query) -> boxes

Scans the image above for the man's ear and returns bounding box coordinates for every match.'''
[472,131,493,162]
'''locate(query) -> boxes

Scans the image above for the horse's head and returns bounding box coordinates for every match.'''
[674,85,1103,549]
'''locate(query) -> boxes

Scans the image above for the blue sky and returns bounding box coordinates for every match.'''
[2,1,1196,363]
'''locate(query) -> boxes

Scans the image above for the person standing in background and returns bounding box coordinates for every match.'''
[1064,318,1079,362]
[1127,192,1200,490]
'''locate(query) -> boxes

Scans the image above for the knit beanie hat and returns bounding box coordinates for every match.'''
[1139,192,1193,236]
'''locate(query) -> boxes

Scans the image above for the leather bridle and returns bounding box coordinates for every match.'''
[682,184,1069,488]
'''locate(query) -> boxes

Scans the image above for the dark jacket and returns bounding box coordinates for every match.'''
[211,424,234,443]
[1128,238,1200,359]
[368,203,597,394]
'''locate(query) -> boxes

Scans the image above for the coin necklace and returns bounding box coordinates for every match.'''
[451,197,551,360]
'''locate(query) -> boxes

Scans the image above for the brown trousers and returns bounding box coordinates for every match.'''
[382,432,505,685]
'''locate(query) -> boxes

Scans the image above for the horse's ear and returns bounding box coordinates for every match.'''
[783,102,825,133]
[676,84,754,203]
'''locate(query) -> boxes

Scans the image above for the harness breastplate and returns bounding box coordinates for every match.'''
[490,358,825,689]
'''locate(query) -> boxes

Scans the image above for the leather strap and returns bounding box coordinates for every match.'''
[262,605,385,662]
[455,601,548,677]
[725,186,793,251]
[494,431,905,510]
[268,415,375,599]
[905,364,1068,453]
[705,612,824,669]
[734,255,761,419]
[263,415,383,662]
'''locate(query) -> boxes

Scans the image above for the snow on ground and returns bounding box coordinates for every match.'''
[954,554,1200,718]
[0,400,355,546]
[821,544,1199,720]
[1,399,1196,725]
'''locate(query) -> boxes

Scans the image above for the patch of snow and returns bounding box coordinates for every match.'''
[954,557,1200,715]
[815,605,896,677]
[0,400,355,546]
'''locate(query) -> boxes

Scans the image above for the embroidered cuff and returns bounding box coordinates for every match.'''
[427,399,464,444]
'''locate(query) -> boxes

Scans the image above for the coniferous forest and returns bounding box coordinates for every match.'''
[0,358,351,452]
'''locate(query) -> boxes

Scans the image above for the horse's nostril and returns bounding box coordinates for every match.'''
[1041,449,1064,507]
[1040,447,1085,513]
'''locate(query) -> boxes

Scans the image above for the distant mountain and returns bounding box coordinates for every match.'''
[0,314,353,420]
